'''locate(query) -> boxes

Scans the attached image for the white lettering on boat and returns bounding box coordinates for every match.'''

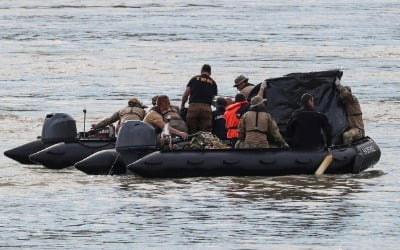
[361,145,376,155]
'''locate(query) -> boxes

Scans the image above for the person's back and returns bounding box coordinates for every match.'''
[336,80,365,144]
[212,97,227,141]
[286,93,332,150]
[181,64,218,134]
[237,96,287,149]
[162,107,188,133]
[92,98,147,133]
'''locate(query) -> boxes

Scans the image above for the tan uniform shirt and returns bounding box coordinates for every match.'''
[240,85,255,99]
[143,110,164,133]
[94,106,146,129]
[238,110,286,147]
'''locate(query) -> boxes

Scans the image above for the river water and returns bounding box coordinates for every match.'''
[1,1,399,249]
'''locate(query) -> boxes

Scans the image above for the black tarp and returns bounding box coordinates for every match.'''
[248,69,347,145]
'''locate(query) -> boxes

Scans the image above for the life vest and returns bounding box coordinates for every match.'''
[223,101,248,139]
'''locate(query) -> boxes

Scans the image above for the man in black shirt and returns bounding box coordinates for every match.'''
[286,93,332,150]
[181,64,218,134]
[212,97,227,141]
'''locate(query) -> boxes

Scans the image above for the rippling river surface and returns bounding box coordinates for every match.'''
[1,1,399,249]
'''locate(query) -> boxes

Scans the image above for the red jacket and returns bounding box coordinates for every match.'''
[223,101,248,139]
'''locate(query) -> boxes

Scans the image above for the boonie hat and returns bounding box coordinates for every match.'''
[233,75,249,87]
[250,96,267,108]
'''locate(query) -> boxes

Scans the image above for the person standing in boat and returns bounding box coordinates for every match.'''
[212,97,228,141]
[144,95,188,140]
[91,98,147,134]
[336,79,365,144]
[233,75,254,99]
[180,64,218,134]
[236,96,288,149]
[286,93,332,150]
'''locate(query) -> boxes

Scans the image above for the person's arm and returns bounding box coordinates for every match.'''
[181,87,190,109]
[92,111,119,130]
[322,115,332,146]
[237,115,246,141]
[268,118,288,148]
[257,80,267,97]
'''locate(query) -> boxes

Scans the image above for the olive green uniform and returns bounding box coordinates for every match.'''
[237,110,287,149]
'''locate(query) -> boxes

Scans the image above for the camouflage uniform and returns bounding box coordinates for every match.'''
[185,131,228,150]
[237,110,286,149]
[93,106,146,130]
[337,83,365,144]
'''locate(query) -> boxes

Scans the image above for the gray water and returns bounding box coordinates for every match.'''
[1,1,399,249]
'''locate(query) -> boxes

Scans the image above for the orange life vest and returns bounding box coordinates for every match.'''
[223,101,248,139]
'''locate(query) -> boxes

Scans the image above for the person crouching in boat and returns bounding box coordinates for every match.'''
[335,79,365,145]
[236,96,288,149]
[144,95,188,142]
[92,98,147,134]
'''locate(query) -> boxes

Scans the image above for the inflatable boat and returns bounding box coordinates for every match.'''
[75,69,382,178]
[128,136,380,178]
[74,119,380,177]
[4,112,116,168]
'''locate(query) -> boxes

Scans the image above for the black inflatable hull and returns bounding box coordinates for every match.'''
[4,139,52,164]
[74,148,155,175]
[29,140,115,169]
[128,137,381,178]
[74,149,126,175]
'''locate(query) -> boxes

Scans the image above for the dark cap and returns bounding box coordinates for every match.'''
[215,97,227,108]
[234,93,246,102]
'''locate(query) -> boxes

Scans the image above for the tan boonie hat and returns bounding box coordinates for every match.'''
[250,95,267,108]
[233,75,249,87]
[128,98,147,108]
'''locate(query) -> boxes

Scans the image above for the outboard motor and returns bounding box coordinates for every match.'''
[116,120,158,164]
[4,113,78,164]
[41,113,78,143]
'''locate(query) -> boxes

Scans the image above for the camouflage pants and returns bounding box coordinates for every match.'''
[343,128,364,144]
[186,103,212,134]
[235,140,269,149]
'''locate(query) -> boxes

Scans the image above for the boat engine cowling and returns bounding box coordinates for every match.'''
[41,113,78,143]
[116,120,158,164]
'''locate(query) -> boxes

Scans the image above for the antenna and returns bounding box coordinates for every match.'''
[83,107,87,138]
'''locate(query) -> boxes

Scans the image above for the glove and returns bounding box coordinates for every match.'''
[260,80,267,89]
[281,143,289,149]
[335,77,341,86]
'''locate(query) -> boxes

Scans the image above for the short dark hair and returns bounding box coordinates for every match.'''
[235,93,246,102]
[300,93,313,106]
[201,64,211,74]
[156,95,169,106]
